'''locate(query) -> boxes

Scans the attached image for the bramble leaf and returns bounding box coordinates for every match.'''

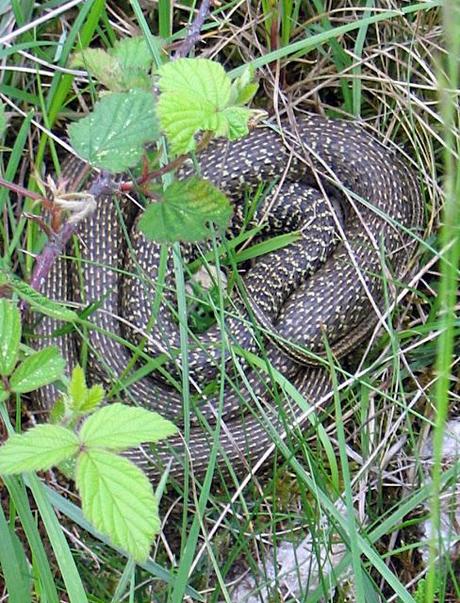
[71,37,160,92]
[158,57,230,104]
[139,177,232,243]
[0,299,21,376]
[68,90,159,173]
[0,425,79,474]
[79,403,177,450]
[156,58,259,155]
[67,365,104,414]
[76,449,160,562]
[68,365,87,409]
[10,347,65,393]
[80,384,105,412]
[229,65,259,105]
[71,48,123,91]
[111,36,153,70]
[221,106,253,139]
[50,397,66,423]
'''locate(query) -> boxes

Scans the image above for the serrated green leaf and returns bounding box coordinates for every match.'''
[229,65,258,105]
[139,177,232,243]
[110,36,154,71]
[158,58,230,105]
[234,82,259,106]
[157,58,258,155]
[71,48,123,91]
[71,38,160,93]
[67,365,104,413]
[50,398,66,424]
[0,425,79,474]
[76,449,159,562]
[0,101,6,136]
[157,94,210,155]
[157,58,232,154]
[57,457,77,481]
[8,274,78,321]
[79,403,177,450]
[68,365,87,408]
[80,384,104,412]
[0,299,21,376]
[68,90,159,173]
[10,347,65,393]
[221,106,252,139]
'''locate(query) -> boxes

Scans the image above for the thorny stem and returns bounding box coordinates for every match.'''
[173,0,213,59]
[19,171,113,312]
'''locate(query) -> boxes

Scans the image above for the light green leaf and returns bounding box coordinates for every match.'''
[70,48,123,91]
[80,384,104,412]
[76,450,160,562]
[50,397,66,424]
[139,177,232,243]
[0,425,79,474]
[10,347,65,393]
[229,65,258,105]
[0,101,6,136]
[67,365,105,413]
[68,90,159,173]
[157,58,256,155]
[8,273,78,321]
[68,365,87,409]
[158,58,230,105]
[0,299,21,376]
[111,36,154,71]
[156,93,210,155]
[221,106,252,140]
[0,385,8,402]
[79,403,177,450]
[71,37,160,93]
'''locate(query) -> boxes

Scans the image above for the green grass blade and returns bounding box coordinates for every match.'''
[3,475,60,603]
[425,1,460,600]
[25,474,89,603]
[0,502,32,603]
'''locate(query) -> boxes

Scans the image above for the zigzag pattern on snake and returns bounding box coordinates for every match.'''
[32,114,424,480]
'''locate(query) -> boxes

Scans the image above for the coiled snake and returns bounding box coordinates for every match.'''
[34,114,424,480]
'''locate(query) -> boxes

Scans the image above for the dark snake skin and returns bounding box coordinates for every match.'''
[33,115,424,480]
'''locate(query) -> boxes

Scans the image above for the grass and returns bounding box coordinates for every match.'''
[0,1,459,602]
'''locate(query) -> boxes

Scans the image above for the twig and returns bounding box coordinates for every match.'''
[22,171,114,311]
[173,0,213,59]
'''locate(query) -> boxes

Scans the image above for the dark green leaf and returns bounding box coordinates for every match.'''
[10,347,65,393]
[70,48,123,91]
[68,90,159,173]
[139,177,232,243]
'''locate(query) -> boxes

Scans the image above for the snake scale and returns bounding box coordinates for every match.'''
[33,114,424,481]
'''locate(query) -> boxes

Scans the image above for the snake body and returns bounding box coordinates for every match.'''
[34,114,424,480]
